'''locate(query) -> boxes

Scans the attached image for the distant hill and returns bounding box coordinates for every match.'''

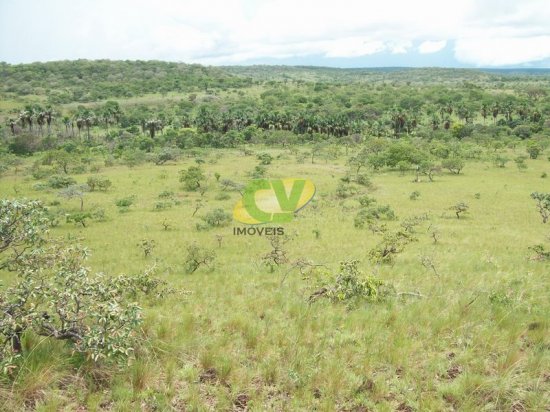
[1,60,549,105]
[0,60,252,103]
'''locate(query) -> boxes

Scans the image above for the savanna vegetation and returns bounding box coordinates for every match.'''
[0,61,549,411]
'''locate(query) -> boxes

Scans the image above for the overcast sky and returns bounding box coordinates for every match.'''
[1,0,550,67]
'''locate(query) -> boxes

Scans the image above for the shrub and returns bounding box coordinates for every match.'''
[354,173,372,187]
[530,192,550,223]
[257,153,273,165]
[493,155,509,168]
[154,201,173,211]
[354,205,396,229]
[441,157,465,174]
[66,212,92,227]
[0,245,167,371]
[358,195,377,207]
[514,155,528,170]
[250,165,267,179]
[0,199,49,269]
[526,141,542,159]
[47,174,77,188]
[309,260,386,306]
[528,243,550,260]
[451,201,469,219]
[410,191,420,200]
[179,166,205,191]
[87,176,112,191]
[201,208,231,228]
[336,182,358,199]
[184,244,216,273]
[368,230,416,264]
[215,192,231,201]
[152,147,180,165]
[158,190,174,199]
[115,195,136,212]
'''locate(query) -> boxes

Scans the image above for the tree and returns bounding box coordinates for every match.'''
[201,208,231,228]
[144,119,163,139]
[530,192,550,223]
[0,199,49,269]
[0,200,170,370]
[526,141,542,159]
[451,201,469,219]
[184,243,216,273]
[44,108,54,135]
[480,103,489,123]
[179,166,206,191]
[7,118,17,135]
[491,103,500,123]
[441,157,465,174]
[51,150,74,174]
[59,184,88,211]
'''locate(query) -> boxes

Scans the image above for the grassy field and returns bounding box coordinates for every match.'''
[0,148,549,411]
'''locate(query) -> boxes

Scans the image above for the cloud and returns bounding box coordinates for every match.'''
[418,40,447,54]
[1,0,550,66]
[455,35,550,66]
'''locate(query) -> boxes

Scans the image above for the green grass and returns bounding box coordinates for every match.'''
[0,148,549,411]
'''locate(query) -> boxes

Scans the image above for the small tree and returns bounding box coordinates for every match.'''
[138,239,156,257]
[153,147,180,165]
[179,166,206,191]
[87,176,112,192]
[368,229,416,264]
[201,208,231,228]
[531,192,550,223]
[59,184,88,211]
[526,141,542,159]
[66,212,92,227]
[115,195,136,212]
[451,201,469,219]
[257,153,273,165]
[0,199,49,269]
[184,244,215,273]
[309,260,388,307]
[441,157,465,175]
[52,150,74,174]
[0,200,169,371]
[514,156,528,170]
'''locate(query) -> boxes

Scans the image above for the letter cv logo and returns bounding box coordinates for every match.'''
[233,178,315,224]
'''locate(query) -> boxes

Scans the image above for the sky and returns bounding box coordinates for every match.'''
[1,0,550,68]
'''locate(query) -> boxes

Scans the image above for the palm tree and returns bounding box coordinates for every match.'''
[84,116,95,140]
[18,110,33,131]
[431,115,440,131]
[44,109,54,134]
[7,118,17,135]
[145,119,162,139]
[62,116,72,136]
[390,108,407,136]
[491,103,500,124]
[502,101,514,122]
[36,112,45,136]
[75,117,84,137]
[480,103,488,123]
[517,104,529,121]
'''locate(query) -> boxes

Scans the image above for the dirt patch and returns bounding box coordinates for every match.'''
[234,393,250,410]
[199,367,218,384]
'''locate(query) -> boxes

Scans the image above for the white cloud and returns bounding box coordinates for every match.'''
[455,35,550,66]
[418,40,447,54]
[1,0,550,66]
